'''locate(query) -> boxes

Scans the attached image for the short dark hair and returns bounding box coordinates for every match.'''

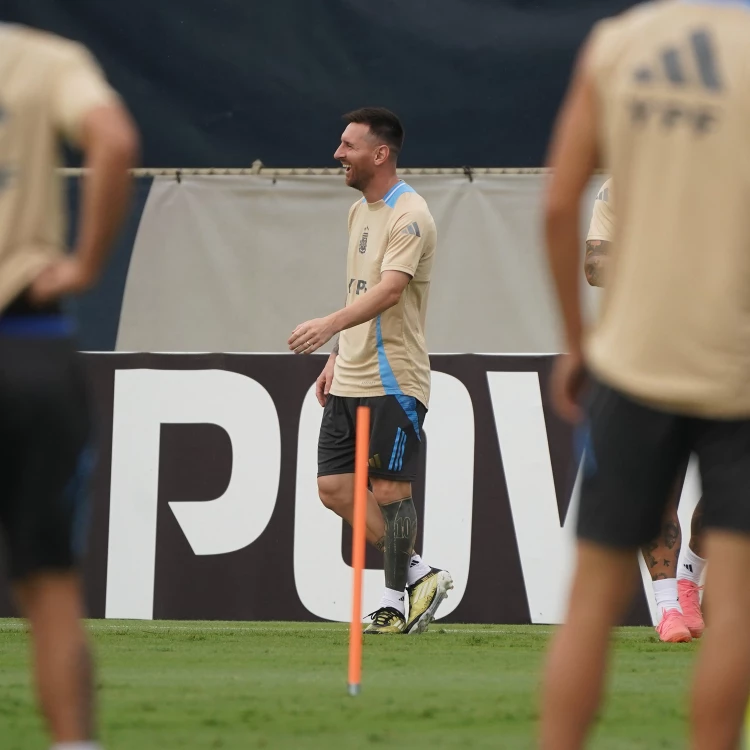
[343,107,404,159]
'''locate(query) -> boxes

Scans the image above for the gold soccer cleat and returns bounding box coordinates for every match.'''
[405,568,454,635]
[364,607,406,635]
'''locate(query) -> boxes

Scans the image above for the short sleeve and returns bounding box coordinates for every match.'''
[381,211,427,276]
[587,181,615,243]
[52,44,118,146]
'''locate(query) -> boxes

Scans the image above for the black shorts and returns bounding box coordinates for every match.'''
[0,297,94,580]
[318,395,427,481]
[578,379,750,548]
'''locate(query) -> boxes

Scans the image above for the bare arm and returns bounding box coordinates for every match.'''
[29,103,139,304]
[289,271,411,354]
[545,43,599,358]
[584,240,611,288]
[330,271,410,333]
[544,37,600,423]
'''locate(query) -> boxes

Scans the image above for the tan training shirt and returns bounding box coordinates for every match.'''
[0,24,117,312]
[331,181,437,408]
[585,1,750,418]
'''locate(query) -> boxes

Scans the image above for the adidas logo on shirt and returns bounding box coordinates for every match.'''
[401,221,421,238]
[633,29,722,91]
[630,28,724,134]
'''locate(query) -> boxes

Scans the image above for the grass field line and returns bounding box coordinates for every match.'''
[98,624,552,636]
[0,620,554,636]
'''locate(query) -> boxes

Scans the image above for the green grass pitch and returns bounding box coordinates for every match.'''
[0,620,697,749]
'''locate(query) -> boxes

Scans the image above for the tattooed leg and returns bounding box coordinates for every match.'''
[641,514,682,581]
[645,510,685,621]
[643,465,690,636]
[379,497,418,592]
[641,470,685,580]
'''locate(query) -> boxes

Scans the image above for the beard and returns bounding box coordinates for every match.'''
[346,166,373,193]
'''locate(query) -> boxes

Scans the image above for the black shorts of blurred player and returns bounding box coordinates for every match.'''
[577,379,750,550]
[547,378,750,747]
[0,293,96,743]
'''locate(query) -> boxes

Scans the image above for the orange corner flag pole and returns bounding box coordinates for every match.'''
[348,405,370,697]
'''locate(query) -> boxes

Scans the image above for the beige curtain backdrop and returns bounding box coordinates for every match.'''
[116,174,604,353]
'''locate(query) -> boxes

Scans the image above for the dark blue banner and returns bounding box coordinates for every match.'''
[3,1,636,167]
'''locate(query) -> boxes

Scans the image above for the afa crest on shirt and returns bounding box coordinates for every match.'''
[358,226,369,254]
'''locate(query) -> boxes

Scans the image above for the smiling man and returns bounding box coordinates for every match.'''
[289,107,452,635]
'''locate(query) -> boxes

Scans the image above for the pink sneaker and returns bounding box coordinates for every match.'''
[656,608,692,643]
[678,580,705,639]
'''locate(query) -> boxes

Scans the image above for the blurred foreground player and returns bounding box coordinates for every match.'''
[542,3,750,749]
[289,107,452,634]
[0,24,137,750]
[586,180,707,643]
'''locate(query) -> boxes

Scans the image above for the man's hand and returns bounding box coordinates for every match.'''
[315,354,336,406]
[28,257,96,305]
[289,316,337,355]
[550,351,587,424]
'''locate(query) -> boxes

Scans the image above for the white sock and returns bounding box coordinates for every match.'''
[653,578,681,615]
[407,554,431,586]
[51,743,102,750]
[379,587,406,615]
[677,546,706,585]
